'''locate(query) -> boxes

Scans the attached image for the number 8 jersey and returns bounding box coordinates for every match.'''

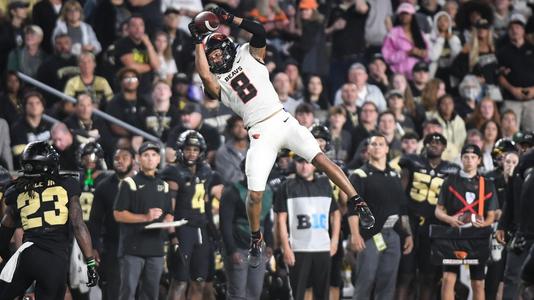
[215,43,283,128]
[3,176,81,256]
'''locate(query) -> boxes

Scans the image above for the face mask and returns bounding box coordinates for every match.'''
[462,88,480,100]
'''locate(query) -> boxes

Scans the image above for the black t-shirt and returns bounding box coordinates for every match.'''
[165,123,221,152]
[55,141,80,172]
[437,174,498,218]
[160,163,223,227]
[328,3,369,57]
[114,37,153,95]
[4,175,81,258]
[171,29,194,73]
[497,42,534,100]
[139,106,181,141]
[349,163,408,240]
[399,155,460,221]
[10,118,52,166]
[106,94,144,131]
[89,172,121,251]
[36,55,79,107]
[114,172,172,257]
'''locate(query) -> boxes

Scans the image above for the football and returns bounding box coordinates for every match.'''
[193,11,220,34]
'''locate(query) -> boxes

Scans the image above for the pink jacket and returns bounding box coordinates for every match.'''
[381,26,429,79]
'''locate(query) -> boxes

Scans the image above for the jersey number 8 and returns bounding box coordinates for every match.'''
[16,186,69,230]
[230,73,257,103]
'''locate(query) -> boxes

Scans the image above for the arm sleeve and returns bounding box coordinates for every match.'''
[239,19,266,48]
[219,185,238,254]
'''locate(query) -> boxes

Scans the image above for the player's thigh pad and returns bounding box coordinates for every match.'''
[283,115,321,162]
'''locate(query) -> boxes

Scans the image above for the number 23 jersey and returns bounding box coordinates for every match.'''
[4,176,80,255]
[216,43,283,128]
[399,155,460,219]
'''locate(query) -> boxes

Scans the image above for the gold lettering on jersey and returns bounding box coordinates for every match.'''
[410,172,445,205]
[224,66,243,82]
[17,186,69,230]
[191,183,206,214]
[80,192,94,222]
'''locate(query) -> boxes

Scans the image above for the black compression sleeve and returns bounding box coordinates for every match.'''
[239,19,266,48]
[0,226,15,259]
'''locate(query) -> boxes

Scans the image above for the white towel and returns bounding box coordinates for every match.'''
[0,241,34,283]
[69,239,89,293]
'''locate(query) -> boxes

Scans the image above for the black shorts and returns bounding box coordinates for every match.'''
[168,226,210,281]
[443,264,486,280]
[0,245,68,300]
[330,237,344,287]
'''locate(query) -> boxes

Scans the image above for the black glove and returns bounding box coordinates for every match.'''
[86,257,99,287]
[211,6,234,24]
[188,22,204,44]
[348,195,375,229]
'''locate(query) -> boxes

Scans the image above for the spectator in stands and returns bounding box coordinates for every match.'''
[456,75,483,119]
[114,15,160,96]
[367,54,390,94]
[429,11,461,88]
[7,25,47,78]
[348,101,378,160]
[32,0,62,53]
[493,0,514,39]
[334,63,387,112]
[294,103,315,129]
[325,0,369,94]
[164,8,193,74]
[386,90,416,134]
[451,18,498,85]
[0,118,13,171]
[64,93,115,158]
[410,61,432,100]
[497,13,534,132]
[153,31,177,83]
[64,51,114,110]
[501,109,519,139]
[0,71,24,125]
[327,106,351,162]
[52,0,101,56]
[382,3,429,80]
[10,91,52,163]
[139,80,180,141]
[481,120,501,173]
[106,68,146,138]
[274,72,301,116]
[364,0,393,56]
[284,60,304,100]
[51,121,78,171]
[200,93,234,134]
[389,131,420,172]
[378,111,402,159]
[215,116,248,184]
[0,0,30,74]
[348,134,412,300]
[160,0,201,33]
[466,97,501,130]
[392,73,426,134]
[302,75,329,110]
[338,83,358,131]
[165,102,221,164]
[427,94,467,154]
[36,33,78,115]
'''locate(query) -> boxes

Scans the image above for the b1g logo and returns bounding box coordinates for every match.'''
[296,214,327,230]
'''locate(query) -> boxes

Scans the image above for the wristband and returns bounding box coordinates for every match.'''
[86,257,96,268]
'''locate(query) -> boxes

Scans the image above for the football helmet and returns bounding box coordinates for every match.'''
[491,138,516,165]
[79,142,104,163]
[310,124,331,152]
[176,130,207,166]
[204,32,236,74]
[21,141,60,175]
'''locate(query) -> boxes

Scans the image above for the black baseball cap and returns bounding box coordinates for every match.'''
[424,133,447,146]
[138,141,161,155]
[412,61,429,73]
[461,144,482,157]
[475,18,491,29]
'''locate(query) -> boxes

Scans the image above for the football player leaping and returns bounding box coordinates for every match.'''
[189,7,375,268]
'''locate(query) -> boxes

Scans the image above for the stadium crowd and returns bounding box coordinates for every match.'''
[0,0,534,299]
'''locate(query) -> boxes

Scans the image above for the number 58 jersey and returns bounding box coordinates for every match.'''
[4,176,81,255]
[215,43,283,128]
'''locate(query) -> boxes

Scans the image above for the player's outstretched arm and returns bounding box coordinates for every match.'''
[0,206,16,259]
[212,7,267,61]
[189,22,221,99]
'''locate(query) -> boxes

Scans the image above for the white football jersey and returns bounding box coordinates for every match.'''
[216,43,283,128]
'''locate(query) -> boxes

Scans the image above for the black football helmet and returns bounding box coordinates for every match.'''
[203,32,237,74]
[491,138,516,166]
[78,142,105,169]
[21,141,60,175]
[176,130,207,166]
[310,124,331,152]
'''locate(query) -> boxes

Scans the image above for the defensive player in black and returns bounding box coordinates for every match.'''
[78,142,107,222]
[0,141,98,300]
[161,130,224,300]
[396,133,460,300]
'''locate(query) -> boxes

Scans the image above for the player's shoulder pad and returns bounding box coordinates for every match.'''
[398,154,419,169]
[122,177,137,191]
[352,168,367,178]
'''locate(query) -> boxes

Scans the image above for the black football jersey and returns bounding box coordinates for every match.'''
[4,175,81,255]
[399,154,460,219]
[78,171,106,222]
[161,163,223,227]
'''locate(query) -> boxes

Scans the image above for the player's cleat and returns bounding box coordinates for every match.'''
[350,195,375,229]
[247,236,265,268]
